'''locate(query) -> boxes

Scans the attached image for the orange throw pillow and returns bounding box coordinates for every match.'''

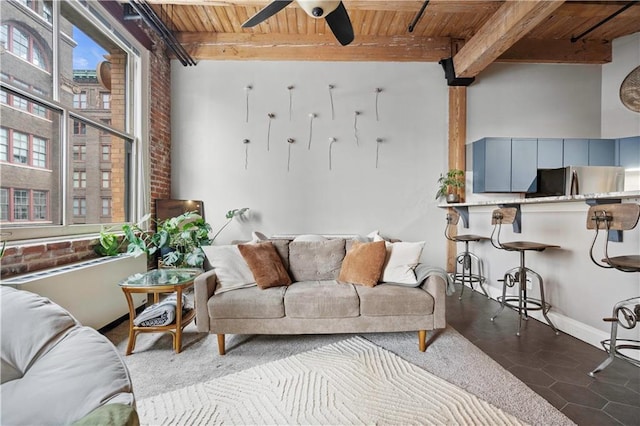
[238,242,292,289]
[338,240,387,287]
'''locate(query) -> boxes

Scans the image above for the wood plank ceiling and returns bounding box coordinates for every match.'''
[143,1,640,73]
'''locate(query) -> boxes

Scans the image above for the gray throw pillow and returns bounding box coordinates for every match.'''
[288,239,346,281]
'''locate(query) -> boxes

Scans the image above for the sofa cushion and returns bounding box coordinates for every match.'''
[202,245,257,294]
[1,326,134,426]
[288,239,345,281]
[374,238,425,284]
[356,284,434,316]
[285,280,359,318]
[338,240,386,287]
[1,286,77,383]
[210,286,286,319]
[238,242,292,289]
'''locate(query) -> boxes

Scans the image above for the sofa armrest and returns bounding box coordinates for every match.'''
[194,269,218,333]
[421,274,447,329]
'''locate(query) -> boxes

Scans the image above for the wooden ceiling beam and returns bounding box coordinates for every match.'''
[176,32,612,63]
[145,0,499,13]
[452,0,565,78]
[177,33,452,61]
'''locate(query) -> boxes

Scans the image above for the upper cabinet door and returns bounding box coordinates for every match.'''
[537,138,563,168]
[588,139,615,166]
[511,138,538,192]
[484,138,512,192]
[617,136,640,168]
[563,139,589,166]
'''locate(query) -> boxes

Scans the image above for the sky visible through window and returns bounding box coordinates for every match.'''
[72,26,107,70]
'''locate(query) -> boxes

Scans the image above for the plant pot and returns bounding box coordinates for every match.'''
[446,193,460,204]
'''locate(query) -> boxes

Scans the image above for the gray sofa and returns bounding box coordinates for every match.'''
[1,286,138,426]
[194,237,449,355]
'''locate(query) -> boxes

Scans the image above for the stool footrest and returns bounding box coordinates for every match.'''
[497,296,552,314]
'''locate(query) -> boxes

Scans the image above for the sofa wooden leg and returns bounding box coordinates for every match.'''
[217,334,226,355]
[418,330,427,352]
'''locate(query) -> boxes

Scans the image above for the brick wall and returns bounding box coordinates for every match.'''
[1,29,172,279]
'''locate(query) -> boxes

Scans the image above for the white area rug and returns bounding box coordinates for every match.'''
[138,336,524,425]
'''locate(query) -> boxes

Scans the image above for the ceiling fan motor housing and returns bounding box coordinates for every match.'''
[298,0,340,18]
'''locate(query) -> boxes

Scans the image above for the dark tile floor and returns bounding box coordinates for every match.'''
[446,287,640,426]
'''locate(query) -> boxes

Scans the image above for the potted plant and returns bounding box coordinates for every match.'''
[435,169,465,203]
[157,207,249,268]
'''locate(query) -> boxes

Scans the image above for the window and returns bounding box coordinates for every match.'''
[12,132,28,164]
[73,92,87,109]
[72,198,86,216]
[1,23,48,71]
[101,144,110,161]
[32,190,47,220]
[101,197,111,216]
[0,128,7,161]
[101,171,110,189]
[0,188,8,221]
[73,120,86,135]
[13,189,29,220]
[73,170,86,188]
[100,93,110,109]
[73,144,86,160]
[32,137,46,167]
[0,0,142,237]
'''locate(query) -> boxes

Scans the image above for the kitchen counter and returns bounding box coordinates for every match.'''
[439,191,640,208]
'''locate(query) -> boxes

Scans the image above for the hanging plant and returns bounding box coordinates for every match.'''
[287,85,295,121]
[375,87,383,121]
[376,137,384,168]
[287,138,295,172]
[244,85,252,123]
[328,84,335,120]
[243,139,250,170]
[353,111,361,146]
[308,113,316,150]
[267,113,275,151]
[328,137,337,171]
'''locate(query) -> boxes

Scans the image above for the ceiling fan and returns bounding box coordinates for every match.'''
[242,1,355,46]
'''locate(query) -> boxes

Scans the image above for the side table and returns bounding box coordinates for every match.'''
[118,268,201,355]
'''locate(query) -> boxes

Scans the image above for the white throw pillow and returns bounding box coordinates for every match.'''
[250,231,268,242]
[201,245,256,294]
[375,239,425,284]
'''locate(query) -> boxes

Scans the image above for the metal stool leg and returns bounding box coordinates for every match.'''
[454,241,489,299]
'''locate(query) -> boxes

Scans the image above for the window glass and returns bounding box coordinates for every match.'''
[13,189,29,220]
[0,188,8,221]
[0,0,138,236]
[32,190,47,220]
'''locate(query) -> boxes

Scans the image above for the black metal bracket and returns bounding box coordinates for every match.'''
[499,203,522,233]
[586,199,623,242]
[438,57,475,87]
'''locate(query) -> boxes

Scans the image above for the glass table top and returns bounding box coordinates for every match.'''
[119,268,202,288]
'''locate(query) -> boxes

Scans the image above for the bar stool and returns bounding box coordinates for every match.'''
[489,207,560,336]
[586,202,640,377]
[445,210,490,299]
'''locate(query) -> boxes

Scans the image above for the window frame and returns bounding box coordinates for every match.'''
[0,0,149,241]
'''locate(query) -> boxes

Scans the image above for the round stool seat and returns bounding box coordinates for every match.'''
[453,234,490,243]
[603,255,640,271]
[501,241,559,252]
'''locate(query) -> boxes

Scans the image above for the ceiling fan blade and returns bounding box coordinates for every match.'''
[242,0,293,28]
[325,2,354,46]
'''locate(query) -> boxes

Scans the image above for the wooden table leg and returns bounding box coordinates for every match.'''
[123,289,137,356]
[175,287,183,354]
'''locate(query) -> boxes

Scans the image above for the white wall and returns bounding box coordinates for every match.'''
[602,33,640,138]
[170,41,639,348]
[171,61,449,264]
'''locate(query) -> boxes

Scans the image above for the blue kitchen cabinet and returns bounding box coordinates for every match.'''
[472,138,536,193]
[511,138,538,192]
[588,139,615,166]
[537,138,563,168]
[563,139,589,166]
[616,136,640,168]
